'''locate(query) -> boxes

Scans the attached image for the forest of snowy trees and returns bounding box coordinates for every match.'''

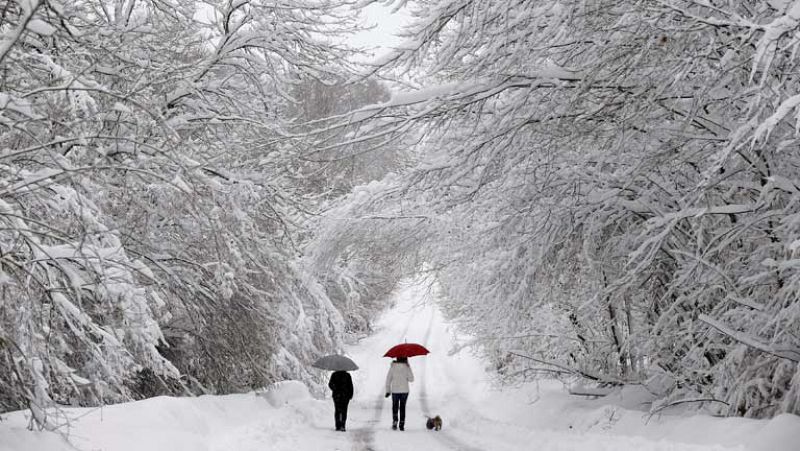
[1,0,799,431]
[0,0,407,428]
[318,0,800,418]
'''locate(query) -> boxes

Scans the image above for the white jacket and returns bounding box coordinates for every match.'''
[385,362,414,394]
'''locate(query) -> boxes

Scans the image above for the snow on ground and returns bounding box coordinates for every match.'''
[2,278,798,451]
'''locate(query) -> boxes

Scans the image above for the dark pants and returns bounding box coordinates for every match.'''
[333,397,350,430]
[391,393,409,426]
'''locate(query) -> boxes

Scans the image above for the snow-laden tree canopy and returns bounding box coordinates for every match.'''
[0,0,393,427]
[3,0,799,427]
[314,0,800,418]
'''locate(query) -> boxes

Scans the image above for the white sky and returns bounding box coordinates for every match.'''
[194,2,412,65]
[347,2,412,58]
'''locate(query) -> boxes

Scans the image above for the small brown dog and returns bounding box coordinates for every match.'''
[425,415,443,431]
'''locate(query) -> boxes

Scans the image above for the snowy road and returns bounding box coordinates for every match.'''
[336,280,744,451]
[345,280,490,451]
[3,279,791,451]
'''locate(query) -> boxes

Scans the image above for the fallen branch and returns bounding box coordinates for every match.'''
[507,351,621,384]
[568,386,615,398]
[699,314,800,363]
[647,398,730,423]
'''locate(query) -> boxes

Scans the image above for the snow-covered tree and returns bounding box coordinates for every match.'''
[324,0,800,417]
[0,0,361,426]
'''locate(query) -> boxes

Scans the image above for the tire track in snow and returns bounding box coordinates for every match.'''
[350,395,382,451]
[348,298,420,451]
[418,306,484,451]
[351,294,464,451]
[398,301,418,342]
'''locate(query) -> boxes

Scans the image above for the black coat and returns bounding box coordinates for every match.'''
[328,370,353,400]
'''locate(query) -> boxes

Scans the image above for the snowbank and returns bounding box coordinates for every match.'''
[746,414,800,451]
[263,380,312,407]
[477,379,800,451]
[0,382,338,451]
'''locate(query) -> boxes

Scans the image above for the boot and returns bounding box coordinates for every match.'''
[399,422,404,431]
[392,420,397,430]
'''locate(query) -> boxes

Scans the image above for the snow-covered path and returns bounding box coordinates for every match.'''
[344,280,491,451]
[3,279,796,451]
[337,280,744,451]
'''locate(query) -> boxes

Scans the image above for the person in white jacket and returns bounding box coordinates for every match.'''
[384,357,414,431]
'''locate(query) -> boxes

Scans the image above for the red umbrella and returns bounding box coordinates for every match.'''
[384,343,430,358]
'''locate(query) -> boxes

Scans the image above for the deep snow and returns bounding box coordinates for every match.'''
[1,279,798,451]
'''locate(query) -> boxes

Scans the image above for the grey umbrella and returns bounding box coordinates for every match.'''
[312,354,359,371]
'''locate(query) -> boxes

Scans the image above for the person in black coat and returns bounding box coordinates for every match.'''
[328,370,353,431]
